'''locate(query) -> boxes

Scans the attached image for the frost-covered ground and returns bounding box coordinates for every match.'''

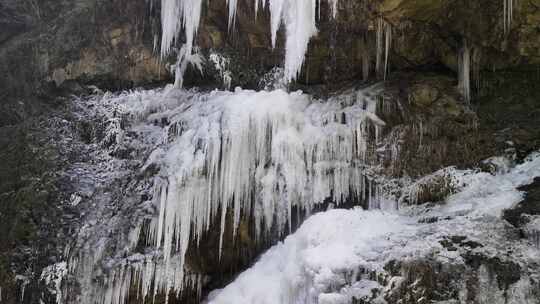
[207,154,540,304]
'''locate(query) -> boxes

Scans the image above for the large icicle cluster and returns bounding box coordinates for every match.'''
[87,253,204,304]
[145,86,386,276]
[65,84,387,304]
[157,0,339,83]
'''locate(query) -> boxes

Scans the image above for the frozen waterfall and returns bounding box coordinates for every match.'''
[146,86,386,272]
[67,83,390,304]
[48,2,538,304]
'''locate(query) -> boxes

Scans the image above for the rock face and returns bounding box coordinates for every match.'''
[504,177,540,229]
[0,0,164,126]
[0,104,75,303]
[0,1,539,304]
[2,0,539,126]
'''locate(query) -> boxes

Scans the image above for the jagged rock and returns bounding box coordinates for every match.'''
[504,177,540,227]
[377,74,495,177]
[383,252,530,304]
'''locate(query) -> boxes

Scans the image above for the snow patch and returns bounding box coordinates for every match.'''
[208,152,540,304]
[207,209,415,304]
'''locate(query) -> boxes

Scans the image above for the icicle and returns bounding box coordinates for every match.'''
[255,0,260,15]
[159,0,202,57]
[328,0,338,18]
[376,17,391,80]
[375,18,383,78]
[159,0,340,84]
[280,0,319,81]
[458,42,471,104]
[227,0,238,29]
[384,22,392,80]
[503,0,514,34]
[360,37,370,81]
[173,44,203,88]
[472,48,481,92]
[158,0,203,88]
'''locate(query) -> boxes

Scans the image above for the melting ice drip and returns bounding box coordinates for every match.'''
[75,85,388,304]
[157,0,339,84]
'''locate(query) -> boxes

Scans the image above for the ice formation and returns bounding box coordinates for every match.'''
[15,275,29,302]
[375,18,392,80]
[207,152,540,304]
[278,0,320,81]
[63,83,388,304]
[158,0,202,57]
[173,44,204,88]
[146,85,387,271]
[47,81,540,304]
[503,0,514,34]
[41,262,68,304]
[458,43,471,103]
[157,0,339,83]
[209,52,232,90]
[83,252,204,304]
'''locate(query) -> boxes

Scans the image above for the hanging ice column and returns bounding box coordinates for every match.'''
[257,0,340,81]
[158,0,339,84]
[157,0,204,88]
[458,42,471,104]
[232,0,339,81]
[503,0,514,34]
[375,17,392,80]
[159,0,202,57]
[141,86,386,300]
